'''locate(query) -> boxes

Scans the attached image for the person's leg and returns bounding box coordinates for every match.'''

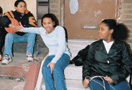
[0,31,7,54]
[0,29,7,60]
[110,81,131,90]
[25,33,36,54]
[42,55,55,90]
[53,54,70,90]
[4,33,27,56]
[89,79,110,90]
[2,33,17,65]
[24,33,36,61]
[4,33,15,56]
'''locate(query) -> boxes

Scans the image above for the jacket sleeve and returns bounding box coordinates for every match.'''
[27,12,37,27]
[51,26,67,63]
[82,44,94,81]
[111,43,132,84]
[0,16,11,27]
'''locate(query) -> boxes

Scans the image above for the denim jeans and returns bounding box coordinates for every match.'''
[4,33,36,56]
[42,54,70,90]
[89,79,131,90]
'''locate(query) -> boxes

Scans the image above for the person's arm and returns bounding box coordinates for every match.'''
[110,42,132,85]
[22,27,43,34]
[51,26,67,63]
[9,23,44,34]
[83,44,95,80]
[82,44,94,88]
[26,10,37,27]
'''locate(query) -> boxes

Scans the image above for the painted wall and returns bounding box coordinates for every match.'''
[0,0,37,19]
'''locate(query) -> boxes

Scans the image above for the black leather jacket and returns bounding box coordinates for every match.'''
[83,40,132,85]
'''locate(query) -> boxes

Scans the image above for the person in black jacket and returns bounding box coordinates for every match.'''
[83,19,132,90]
[1,0,37,65]
[0,7,7,61]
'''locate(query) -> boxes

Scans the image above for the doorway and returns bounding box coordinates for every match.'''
[64,0,120,39]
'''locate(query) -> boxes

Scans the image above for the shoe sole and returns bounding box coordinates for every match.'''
[2,60,12,65]
[27,60,33,62]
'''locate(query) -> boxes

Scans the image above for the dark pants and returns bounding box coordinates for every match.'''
[0,26,7,54]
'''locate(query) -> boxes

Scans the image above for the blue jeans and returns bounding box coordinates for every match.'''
[4,33,36,56]
[42,54,70,90]
[89,79,131,90]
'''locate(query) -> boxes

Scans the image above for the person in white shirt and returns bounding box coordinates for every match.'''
[83,19,132,90]
[10,13,70,90]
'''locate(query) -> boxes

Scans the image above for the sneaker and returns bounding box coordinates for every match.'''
[26,53,33,62]
[2,55,13,65]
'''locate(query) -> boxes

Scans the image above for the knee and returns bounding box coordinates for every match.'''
[27,33,36,38]
[5,33,14,40]
[42,64,50,75]
[53,66,62,75]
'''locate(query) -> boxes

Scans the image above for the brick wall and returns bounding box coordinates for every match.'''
[120,0,132,46]
[50,0,61,24]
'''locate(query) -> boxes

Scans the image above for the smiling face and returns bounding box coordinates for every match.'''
[98,22,113,42]
[42,17,55,34]
[15,2,26,14]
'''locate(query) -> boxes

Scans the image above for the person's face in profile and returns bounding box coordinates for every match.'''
[15,2,26,14]
[98,22,113,41]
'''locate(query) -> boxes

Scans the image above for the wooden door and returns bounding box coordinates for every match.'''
[64,0,120,39]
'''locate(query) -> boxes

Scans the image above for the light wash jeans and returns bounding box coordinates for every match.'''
[4,33,36,56]
[42,54,70,90]
[89,79,131,90]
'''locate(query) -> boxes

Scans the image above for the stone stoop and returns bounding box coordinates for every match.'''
[36,39,94,90]
[0,53,41,90]
[0,53,30,79]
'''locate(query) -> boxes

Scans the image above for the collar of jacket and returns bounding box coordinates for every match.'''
[14,10,23,17]
[94,39,122,54]
[14,10,29,17]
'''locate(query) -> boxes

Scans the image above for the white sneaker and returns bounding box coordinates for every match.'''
[2,55,13,65]
[26,53,33,62]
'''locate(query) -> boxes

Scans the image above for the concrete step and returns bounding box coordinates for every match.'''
[68,39,95,59]
[64,64,82,80]
[0,53,30,78]
[41,79,90,90]
[66,80,90,90]
[0,51,45,90]
[0,78,25,90]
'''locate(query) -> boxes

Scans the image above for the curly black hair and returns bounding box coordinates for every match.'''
[102,19,129,41]
[41,13,59,27]
[14,0,26,7]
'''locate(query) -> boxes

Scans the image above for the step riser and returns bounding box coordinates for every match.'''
[0,67,29,78]
[41,80,90,90]
[64,65,82,80]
